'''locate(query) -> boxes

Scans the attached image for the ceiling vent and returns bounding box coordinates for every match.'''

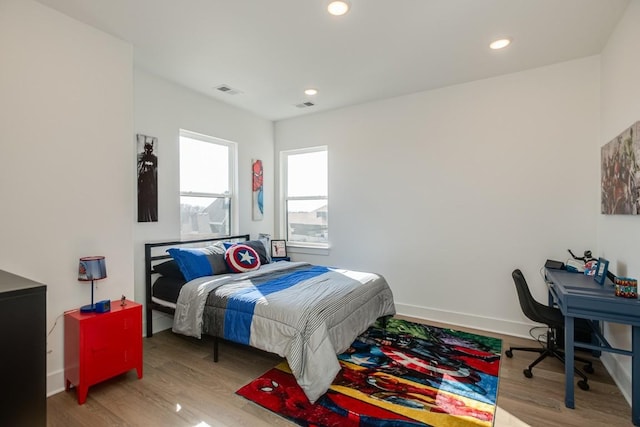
[295,101,315,108]
[214,84,242,95]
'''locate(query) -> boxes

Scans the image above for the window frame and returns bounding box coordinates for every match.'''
[280,146,329,250]
[179,129,237,238]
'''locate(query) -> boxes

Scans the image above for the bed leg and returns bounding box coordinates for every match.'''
[381,315,391,330]
[213,337,219,362]
[146,307,153,338]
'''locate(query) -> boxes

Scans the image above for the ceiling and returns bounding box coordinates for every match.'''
[35,0,630,122]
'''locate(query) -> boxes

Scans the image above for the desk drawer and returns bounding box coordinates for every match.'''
[564,293,640,325]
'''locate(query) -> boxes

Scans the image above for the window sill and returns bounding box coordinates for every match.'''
[286,244,330,256]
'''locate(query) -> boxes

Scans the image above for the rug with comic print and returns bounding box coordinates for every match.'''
[237,318,502,427]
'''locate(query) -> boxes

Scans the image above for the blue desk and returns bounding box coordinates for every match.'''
[545,268,640,426]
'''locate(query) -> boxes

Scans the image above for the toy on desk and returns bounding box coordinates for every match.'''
[583,260,598,276]
[568,249,596,263]
[565,259,585,273]
[121,295,127,306]
[565,249,597,273]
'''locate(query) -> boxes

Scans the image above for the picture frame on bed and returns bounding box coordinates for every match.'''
[271,239,287,258]
[594,258,609,285]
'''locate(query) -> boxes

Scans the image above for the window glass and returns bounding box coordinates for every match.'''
[180,136,229,194]
[179,130,235,237]
[287,150,327,197]
[282,147,328,246]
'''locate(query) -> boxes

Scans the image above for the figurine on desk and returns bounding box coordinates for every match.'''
[567,249,596,264]
[565,249,596,273]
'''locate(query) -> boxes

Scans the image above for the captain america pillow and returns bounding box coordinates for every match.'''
[225,244,261,273]
[223,239,270,265]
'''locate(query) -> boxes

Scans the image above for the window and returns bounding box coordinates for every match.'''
[281,146,328,246]
[179,130,236,237]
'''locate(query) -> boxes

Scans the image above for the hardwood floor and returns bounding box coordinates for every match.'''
[47,316,633,426]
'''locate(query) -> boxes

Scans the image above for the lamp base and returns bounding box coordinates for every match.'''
[80,304,95,313]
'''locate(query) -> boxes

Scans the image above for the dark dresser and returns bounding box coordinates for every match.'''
[0,270,47,426]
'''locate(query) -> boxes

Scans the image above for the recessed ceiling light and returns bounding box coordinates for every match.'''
[304,88,318,96]
[489,38,511,50]
[327,1,350,16]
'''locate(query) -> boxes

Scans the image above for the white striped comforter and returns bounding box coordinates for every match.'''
[173,261,396,402]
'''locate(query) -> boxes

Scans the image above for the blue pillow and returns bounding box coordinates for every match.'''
[167,248,212,281]
[167,244,228,281]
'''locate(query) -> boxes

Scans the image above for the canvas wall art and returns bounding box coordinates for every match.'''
[601,121,640,215]
[137,134,158,222]
[252,159,264,220]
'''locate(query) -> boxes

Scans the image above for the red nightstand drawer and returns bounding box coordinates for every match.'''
[64,300,143,404]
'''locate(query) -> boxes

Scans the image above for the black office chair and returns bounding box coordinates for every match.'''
[505,269,594,391]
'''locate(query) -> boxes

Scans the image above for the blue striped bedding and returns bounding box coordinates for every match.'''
[173,261,395,403]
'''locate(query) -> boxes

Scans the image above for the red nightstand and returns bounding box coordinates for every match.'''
[64,300,143,404]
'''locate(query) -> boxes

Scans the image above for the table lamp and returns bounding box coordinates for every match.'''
[78,256,107,313]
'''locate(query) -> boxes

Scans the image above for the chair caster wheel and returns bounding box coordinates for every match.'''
[523,368,533,378]
[584,364,594,374]
[578,380,589,391]
[505,350,513,358]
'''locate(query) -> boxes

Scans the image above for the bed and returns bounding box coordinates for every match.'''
[145,235,396,402]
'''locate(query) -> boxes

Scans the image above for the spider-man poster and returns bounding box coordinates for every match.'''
[252,159,264,220]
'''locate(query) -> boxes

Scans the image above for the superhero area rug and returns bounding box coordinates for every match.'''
[236,318,502,427]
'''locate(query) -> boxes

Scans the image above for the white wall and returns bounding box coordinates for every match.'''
[133,69,274,333]
[0,0,134,395]
[276,56,601,338]
[598,0,640,405]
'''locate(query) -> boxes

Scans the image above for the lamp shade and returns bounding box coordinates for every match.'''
[78,256,107,281]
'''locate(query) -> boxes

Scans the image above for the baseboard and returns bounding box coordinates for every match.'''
[47,368,65,397]
[143,310,173,337]
[601,352,632,406]
[395,302,539,339]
